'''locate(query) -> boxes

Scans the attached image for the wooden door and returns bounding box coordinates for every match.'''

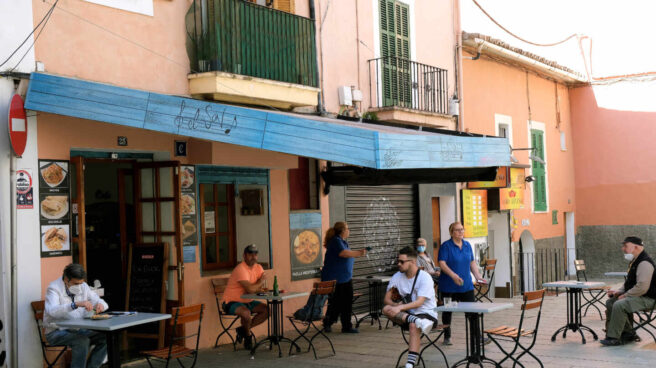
[431,197,441,264]
[70,156,87,268]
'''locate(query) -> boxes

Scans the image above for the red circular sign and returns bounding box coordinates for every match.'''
[8,94,27,156]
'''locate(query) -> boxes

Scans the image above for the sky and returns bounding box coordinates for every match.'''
[460,0,656,112]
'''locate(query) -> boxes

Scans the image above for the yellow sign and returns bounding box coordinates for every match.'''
[500,187,524,210]
[467,167,508,189]
[509,167,525,188]
[462,189,488,237]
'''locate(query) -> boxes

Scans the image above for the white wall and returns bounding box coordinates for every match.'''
[1,1,39,366]
[488,211,510,288]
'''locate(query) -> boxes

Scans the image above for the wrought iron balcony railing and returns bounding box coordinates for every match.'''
[189,0,318,87]
[368,56,448,114]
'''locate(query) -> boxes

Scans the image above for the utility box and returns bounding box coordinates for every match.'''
[351,89,363,102]
[449,98,460,116]
[338,86,353,106]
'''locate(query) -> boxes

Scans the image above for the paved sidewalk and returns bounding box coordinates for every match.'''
[127,288,656,367]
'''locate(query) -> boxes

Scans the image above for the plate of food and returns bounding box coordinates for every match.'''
[41,195,69,219]
[293,230,320,264]
[42,226,68,251]
[180,194,195,215]
[85,314,112,320]
[41,162,67,188]
[182,219,197,240]
[181,167,194,189]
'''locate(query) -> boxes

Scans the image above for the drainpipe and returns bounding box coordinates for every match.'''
[309,0,325,114]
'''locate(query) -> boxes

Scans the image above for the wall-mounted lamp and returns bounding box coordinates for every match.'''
[510,147,545,165]
[525,175,536,183]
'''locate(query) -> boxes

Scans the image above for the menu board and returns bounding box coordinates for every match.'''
[126,243,168,314]
[180,165,198,247]
[462,189,488,238]
[38,160,71,257]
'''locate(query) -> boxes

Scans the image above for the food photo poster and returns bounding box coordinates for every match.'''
[181,166,198,262]
[39,160,72,257]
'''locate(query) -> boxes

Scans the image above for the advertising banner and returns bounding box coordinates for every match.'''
[462,189,488,238]
[38,160,72,257]
[467,167,508,189]
[289,212,322,280]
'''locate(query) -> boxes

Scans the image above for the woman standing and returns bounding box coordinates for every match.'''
[321,221,367,333]
[415,238,440,283]
[437,222,485,345]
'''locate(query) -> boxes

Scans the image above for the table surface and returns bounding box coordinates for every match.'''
[435,302,513,313]
[605,271,628,277]
[242,291,309,301]
[353,275,393,283]
[55,312,171,331]
[542,280,605,289]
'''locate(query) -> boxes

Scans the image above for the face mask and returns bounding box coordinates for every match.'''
[417,246,426,253]
[68,284,83,295]
[624,253,634,262]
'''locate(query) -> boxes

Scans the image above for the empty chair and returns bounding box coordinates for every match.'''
[141,304,204,368]
[474,259,497,302]
[575,259,609,319]
[287,280,336,359]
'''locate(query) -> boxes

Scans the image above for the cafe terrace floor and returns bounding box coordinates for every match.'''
[128,279,655,368]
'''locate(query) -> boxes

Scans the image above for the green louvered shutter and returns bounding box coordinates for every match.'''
[531,129,547,211]
[380,0,411,107]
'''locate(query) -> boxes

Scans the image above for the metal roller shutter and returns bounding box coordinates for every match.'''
[345,185,418,314]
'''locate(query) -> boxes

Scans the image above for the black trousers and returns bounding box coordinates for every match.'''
[441,289,476,339]
[324,280,353,331]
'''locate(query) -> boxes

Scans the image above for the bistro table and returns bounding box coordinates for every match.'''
[436,302,513,367]
[543,280,605,344]
[353,275,392,330]
[242,291,309,358]
[55,312,171,368]
[605,271,628,279]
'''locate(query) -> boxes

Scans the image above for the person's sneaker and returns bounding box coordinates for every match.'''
[443,337,453,346]
[415,318,434,335]
[404,363,414,368]
[342,327,359,333]
[244,334,253,350]
[483,337,492,345]
[600,337,622,346]
[235,327,245,344]
[323,324,332,333]
[621,332,641,343]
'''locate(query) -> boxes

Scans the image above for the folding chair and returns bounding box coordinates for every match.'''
[574,259,609,319]
[31,300,69,368]
[141,304,204,368]
[351,291,363,326]
[474,259,497,302]
[211,278,256,350]
[287,280,336,359]
[628,297,656,343]
[395,322,449,368]
[485,289,546,368]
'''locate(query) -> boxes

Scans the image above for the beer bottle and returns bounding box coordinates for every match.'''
[273,275,279,296]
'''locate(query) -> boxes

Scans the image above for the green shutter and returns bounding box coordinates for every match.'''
[380,0,411,107]
[531,129,547,211]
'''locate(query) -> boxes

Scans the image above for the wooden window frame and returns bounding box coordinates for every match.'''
[199,183,237,270]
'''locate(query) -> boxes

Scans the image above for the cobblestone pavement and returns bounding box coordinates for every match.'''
[127,281,655,367]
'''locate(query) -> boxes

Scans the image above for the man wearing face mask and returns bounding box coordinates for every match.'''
[44,263,108,368]
[600,237,656,346]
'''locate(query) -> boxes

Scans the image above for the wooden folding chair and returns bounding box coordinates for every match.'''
[629,298,656,343]
[351,291,363,326]
[574,259,609,319]
[287,280,336,359]
[485,289,546,368]
[395,322,449,368]
[474,259,497,302]
[141,304,204,368]
[211,278,256,350]
[31,300,69,368]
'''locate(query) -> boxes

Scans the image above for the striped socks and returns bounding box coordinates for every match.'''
[406,315,418,324]
[406,351,419,367]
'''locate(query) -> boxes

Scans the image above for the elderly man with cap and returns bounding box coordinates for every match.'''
[221,244,269,349]
[601,236,656,346]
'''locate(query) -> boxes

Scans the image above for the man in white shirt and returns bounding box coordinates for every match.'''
[44,263,108,368]
[383,246,438,368]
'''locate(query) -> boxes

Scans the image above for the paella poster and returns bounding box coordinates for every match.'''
[38,159,72,257]
[289,212,322,280]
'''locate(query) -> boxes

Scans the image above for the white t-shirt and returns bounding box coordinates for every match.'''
[387,269,437,319]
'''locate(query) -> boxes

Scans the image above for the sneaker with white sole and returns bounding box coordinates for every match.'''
[404,363,414,368]
[415,318,434,335]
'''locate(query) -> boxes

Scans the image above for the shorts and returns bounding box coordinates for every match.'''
[223,300,262,315]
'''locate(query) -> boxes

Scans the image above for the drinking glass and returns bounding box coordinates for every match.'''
[444,297,452,307]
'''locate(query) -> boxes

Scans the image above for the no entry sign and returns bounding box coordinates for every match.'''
[8,94,27,157]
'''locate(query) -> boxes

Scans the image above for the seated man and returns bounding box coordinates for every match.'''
[44,263,108,368]
[383,246,438,368]
[601,236,656,346]
[221,244,269,349]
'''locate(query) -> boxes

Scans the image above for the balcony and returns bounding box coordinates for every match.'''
[368,56,450,126]
[187,0,319,109]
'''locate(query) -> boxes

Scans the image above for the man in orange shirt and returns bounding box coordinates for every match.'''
[222,244,269,349]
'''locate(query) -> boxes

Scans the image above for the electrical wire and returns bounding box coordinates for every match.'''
[471,0,579,47]
[9,2,58,72]
[0,0,59,69]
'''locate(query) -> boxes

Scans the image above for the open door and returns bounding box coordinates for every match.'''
[134,162,184,304]
[70,156,87,268]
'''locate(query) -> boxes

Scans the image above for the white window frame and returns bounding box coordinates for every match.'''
[84,0,154,17]
[527,120,549,213]
[495,113,513,148]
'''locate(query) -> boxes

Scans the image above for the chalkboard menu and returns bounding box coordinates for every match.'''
[126,243,168,313]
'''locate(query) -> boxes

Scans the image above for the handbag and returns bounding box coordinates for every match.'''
[400,270,421,304]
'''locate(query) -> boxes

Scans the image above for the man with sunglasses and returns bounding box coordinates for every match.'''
[383,246,437,368]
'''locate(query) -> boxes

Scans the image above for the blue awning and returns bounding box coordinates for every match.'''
[24,73,509,170]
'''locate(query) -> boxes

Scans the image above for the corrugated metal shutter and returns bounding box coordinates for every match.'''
[345,185,418,313]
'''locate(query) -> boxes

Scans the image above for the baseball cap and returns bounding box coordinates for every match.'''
[244,244,259,254]
[622,236,644,246]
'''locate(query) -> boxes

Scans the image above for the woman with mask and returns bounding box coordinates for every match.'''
[415,238,440,283]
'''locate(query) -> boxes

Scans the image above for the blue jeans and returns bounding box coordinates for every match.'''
[46,329,107,368]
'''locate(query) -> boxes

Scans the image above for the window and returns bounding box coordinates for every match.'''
[288,157,319,210]
[495,113,513,146]
[380,0,411,107]
[530,128,547,212]
[200,183,236,270]
[84,0,153,16]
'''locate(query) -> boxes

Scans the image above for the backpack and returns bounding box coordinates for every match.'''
[293,293,328,321]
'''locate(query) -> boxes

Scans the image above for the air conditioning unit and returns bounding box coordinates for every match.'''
[338,86,353,106]
[449,98,460,116]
